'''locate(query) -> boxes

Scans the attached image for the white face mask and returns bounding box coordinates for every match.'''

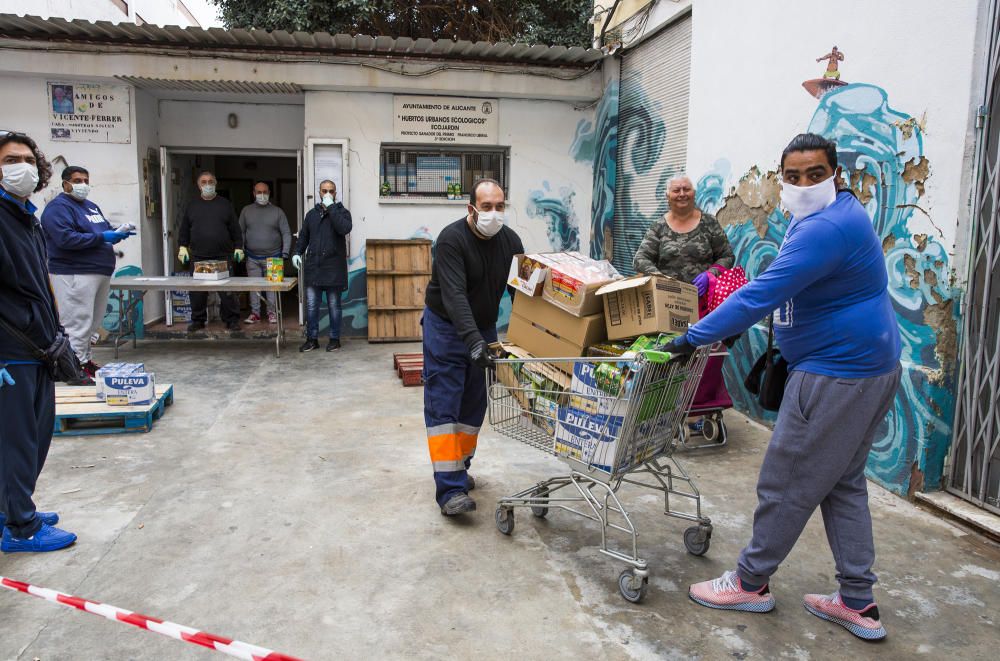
[780,175,837,221]
[321,193,335,207]
[68,183,91,201]
[473,209,505,238]
[1,162,40,198]
[255,193,269,205]
[201,184,216,199]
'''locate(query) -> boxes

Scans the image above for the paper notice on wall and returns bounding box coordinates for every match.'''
[394,95,499,145]
[313,144,344,203]
[48,82,131,143]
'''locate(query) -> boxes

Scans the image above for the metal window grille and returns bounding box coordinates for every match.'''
[949,0,1000,513]
[379,146,508,198]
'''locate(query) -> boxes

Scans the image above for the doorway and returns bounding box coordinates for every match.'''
[159,148,302,330]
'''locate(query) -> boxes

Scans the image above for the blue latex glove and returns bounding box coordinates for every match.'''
[0,364,15,389]
[692,272,711,297]
[102,230,127,245]
[664,334,696,357]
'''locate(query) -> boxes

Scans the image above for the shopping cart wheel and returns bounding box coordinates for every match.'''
[702,418,720,443]
[618,569,648,604]
[495,506,515,535]
[531,487,549,518]
[684,525,712,556]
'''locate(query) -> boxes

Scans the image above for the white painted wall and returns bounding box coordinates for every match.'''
[158,101,305,152]
[134,88,164,321]
[683,0,980,256]
[304,91,595,260]
[0,0,222,27]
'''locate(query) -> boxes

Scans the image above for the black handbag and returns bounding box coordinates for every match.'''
[743,316,789,412]
[0,316,83,383]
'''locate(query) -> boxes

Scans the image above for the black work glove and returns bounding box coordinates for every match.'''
[664,334,696,357]
[469,339,495,369]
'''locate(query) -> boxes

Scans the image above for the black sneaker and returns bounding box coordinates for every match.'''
[66,372,95,386]
[299,338,320,352]
[226,321,241,332]
[326,339,341,352]
[187,322,206,333]
[440,493,476,516]
[467,475,476,491]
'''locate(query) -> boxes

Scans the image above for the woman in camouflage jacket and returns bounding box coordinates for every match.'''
[633,175,734,288]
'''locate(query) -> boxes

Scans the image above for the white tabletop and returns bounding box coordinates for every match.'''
[111,276,298,292]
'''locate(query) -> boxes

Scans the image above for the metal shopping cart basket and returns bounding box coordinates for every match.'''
[488,347,714,603]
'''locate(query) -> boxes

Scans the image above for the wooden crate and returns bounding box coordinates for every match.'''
[367,239,432,342]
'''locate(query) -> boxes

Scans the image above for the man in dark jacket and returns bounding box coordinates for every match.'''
[177,171,244,332]
[0,130,77,553]
[42,165,133,383]
[292,180,352,353]
[422,178,523,516]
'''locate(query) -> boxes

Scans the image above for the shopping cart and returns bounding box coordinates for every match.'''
[487,348,714,603]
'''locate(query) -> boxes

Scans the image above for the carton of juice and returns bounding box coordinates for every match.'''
[266,257,284,282]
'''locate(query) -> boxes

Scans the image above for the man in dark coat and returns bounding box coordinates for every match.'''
[292,179,352,353]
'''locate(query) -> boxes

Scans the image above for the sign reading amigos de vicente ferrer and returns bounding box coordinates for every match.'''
[48,82,132,143]
[393,95,499,145]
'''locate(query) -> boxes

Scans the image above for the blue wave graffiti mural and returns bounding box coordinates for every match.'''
[703,83,957,494]
[526,182,581,251]
[572,80,619,260]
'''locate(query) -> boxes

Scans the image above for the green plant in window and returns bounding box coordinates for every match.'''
[380,180,392,196]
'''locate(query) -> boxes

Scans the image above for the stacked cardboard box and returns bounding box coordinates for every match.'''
[95,362,155,406]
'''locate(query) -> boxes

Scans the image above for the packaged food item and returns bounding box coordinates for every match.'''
[585,342,631,359]
[507,252,622,312]
[95,362,154,405]
[266,257,284,282]
[192,260,230,280]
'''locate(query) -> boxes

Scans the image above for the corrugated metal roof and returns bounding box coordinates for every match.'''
[0,14,604,67]
[117,76,303,94]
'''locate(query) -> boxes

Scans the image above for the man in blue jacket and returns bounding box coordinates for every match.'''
[41,166,132,384]
[674,134,901,641]
[0,130,78,553]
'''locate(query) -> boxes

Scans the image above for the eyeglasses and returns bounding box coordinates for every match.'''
[0,130,27,138]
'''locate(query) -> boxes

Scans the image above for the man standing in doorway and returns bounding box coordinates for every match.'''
[178,171,244,332]
[42,166,134,385]
[239,180,291,324]
[293,180,352,353]
[423,178,523,516]
[0,130,77,553]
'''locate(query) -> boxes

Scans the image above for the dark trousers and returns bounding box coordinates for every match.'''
[190,256,240,324]
[422,308,497,507]
[0,364,55,538]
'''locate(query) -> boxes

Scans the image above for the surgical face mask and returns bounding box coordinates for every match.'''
[1,162,39,198]
[255,193,269,205]
[68,183,91,201]
[201,184,216,198]
[321,193,335,207]
[780,175,837,221]
[473,209,505,238]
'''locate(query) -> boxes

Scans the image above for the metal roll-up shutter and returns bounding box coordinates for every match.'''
[612,15,692,274]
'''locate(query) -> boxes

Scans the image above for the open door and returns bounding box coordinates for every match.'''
[302,139,351,324]
[296,148,304,325]
[159,146,172,326]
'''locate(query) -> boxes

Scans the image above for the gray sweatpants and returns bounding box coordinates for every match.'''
[50,273,112,364]
[246,257,277,315]
[737,366,901,601]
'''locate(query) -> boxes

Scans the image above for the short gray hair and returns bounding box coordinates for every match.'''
[667,174,693,190]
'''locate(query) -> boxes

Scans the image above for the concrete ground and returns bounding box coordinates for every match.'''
[1,340,999,661]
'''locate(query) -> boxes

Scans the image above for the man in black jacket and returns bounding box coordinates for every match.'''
[0,130,77,553]
[177,171,244,332]
[423,178,523,516]
[292,180,352,353]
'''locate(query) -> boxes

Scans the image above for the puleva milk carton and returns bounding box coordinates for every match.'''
[102,372,155,406]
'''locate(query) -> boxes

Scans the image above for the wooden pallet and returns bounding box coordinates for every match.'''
[393,352,424,387]
[54,384,175,437]
[367,240,432,342]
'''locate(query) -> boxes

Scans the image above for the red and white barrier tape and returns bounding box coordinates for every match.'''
[1,576,304,661]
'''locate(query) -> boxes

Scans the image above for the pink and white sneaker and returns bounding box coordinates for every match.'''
[689,570,775,613]
[803,592,886,641]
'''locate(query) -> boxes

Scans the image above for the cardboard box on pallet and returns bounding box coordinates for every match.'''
[506,293,606,367]
[103,373,156,406]
[597,275,700,341]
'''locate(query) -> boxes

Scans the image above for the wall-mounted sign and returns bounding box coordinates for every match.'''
[48,81,131,143]
[393,95,499,145]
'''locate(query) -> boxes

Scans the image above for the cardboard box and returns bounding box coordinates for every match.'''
[193,260,230,280]
[507,254,548,296]
[506,294,606,363]
[540,252,621,317]
[102,372,156,406]
[95,363,145,399]
[554,406,625,473]
[597,275,700,341]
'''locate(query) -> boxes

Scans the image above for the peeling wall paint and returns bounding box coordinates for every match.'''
[694,82,960,494]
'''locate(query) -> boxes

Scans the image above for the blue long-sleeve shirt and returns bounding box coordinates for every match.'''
[40,192,116,276]
[685,192,901,378]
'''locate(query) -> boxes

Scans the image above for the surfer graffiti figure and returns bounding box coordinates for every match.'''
[816,46,844,79]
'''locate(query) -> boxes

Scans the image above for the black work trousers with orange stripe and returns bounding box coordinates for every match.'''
[423,308,497,507]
